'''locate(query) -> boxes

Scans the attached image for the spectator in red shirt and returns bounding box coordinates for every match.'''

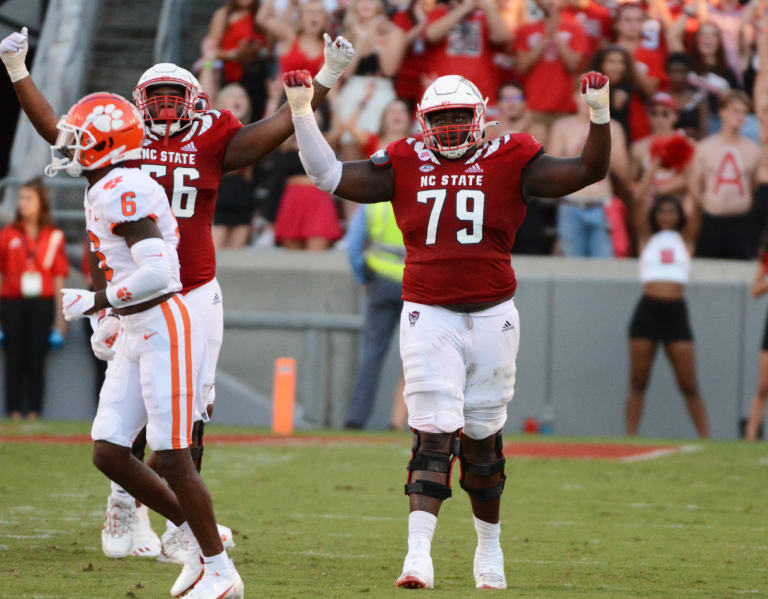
[563,0,613,54]
[391,0,431,108]
[614,2,667,141]
[0,179,68,421]
[422,0,510,100]
[256,0,328,78]
[513,0,590,145]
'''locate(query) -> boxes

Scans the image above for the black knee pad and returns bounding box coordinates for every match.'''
[459,431,506,502]
[190,421,205,472]
[131,427,147,462]
[404,430,460,501]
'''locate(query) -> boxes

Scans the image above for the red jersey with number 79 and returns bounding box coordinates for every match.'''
[124,109,242,292]
[376,134,543,306]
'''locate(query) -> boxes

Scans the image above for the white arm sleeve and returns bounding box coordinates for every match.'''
[105,238,172,307]
[292,111,343,194]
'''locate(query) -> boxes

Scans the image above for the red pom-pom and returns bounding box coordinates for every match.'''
[649,133,695,171]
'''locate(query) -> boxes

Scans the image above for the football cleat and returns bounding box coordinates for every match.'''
[185,562,243,599]
[474,548,507,590]
[170,549,204,597]
[101,495,136,559]
[160,523,235,564]
[217,524,235,549]
[159,523,191,564]
[396,552,434,589]
[131,505,161,557]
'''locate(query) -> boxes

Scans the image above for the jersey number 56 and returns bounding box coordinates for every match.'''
[140,165,200,218]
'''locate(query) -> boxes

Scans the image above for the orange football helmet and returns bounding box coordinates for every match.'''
[45,92,145,178]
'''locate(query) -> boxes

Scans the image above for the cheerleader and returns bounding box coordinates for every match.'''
[626,195,709,438]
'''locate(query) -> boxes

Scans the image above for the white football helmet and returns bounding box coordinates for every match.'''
[132,63,201,137]
[416,75,488,159]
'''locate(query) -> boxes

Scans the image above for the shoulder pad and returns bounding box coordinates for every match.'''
[370,149,391,167]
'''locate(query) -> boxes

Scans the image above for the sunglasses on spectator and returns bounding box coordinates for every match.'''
[500,93,524,102]
[649,109,675,118]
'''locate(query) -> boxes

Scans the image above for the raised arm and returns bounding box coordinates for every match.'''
[222,34,354,172]
[282,69,394,204]
[1,28,60,143]
[522,73,611,197]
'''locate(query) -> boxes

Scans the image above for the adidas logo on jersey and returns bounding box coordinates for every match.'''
[181,141,198,152]
[465,163,483,174]
[501,320,514,333]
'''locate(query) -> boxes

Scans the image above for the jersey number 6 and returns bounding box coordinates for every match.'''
[416,189,485,245]
[140,165,201,218]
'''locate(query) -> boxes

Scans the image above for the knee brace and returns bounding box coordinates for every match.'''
[404,430,460,501]
[189,421,205,472]
[130,427,147,462]
[459,432,506,502]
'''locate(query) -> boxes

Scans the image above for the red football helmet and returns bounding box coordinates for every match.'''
[45,92,145,178]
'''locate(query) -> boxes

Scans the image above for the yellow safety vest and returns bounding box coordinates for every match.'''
[365,203,405,282]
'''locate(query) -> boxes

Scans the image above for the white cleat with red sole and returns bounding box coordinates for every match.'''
[101,495,136,559]
[161,523,234,565]
[185,562,243,599]
[131,505,161,557]
[171,551,204,597]
[474,548,507,589]
[396,552,434,589]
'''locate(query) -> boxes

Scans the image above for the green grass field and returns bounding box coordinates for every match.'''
[1,421,767,598]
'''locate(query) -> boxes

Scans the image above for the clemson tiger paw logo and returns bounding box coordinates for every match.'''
[88,103,125,133]
[116,287,132,302]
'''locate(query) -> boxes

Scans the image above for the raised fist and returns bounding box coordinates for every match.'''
[0,26,29,82]
[283,69,314,117]
[315,34,355,88]
[580,71,610,125]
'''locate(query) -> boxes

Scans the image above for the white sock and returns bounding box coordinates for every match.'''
[202,549,231,574]
[473,516,501,555]
[407,511,437,555]
[166,519,177,532]
[109,482,133,505]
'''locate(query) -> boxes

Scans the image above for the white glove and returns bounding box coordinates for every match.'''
[0,27,29,83]
[580,71,610,125]
[90,314,120,361]
[61,288,96,322]
[283,70,314,117]
[315,34,355,89]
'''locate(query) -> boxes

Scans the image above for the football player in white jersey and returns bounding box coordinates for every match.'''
[47,92,243,599]
[1,26,354,564]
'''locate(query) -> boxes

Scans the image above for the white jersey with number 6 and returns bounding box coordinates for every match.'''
[85,167,182,307]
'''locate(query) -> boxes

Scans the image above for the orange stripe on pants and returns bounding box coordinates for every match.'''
[172,295,194,446]
[160,301,182,450]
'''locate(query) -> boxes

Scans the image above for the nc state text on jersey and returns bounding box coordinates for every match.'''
[420,174,483,187]
[141,148,197,165]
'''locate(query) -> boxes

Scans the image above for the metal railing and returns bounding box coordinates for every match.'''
[223,311,363,427]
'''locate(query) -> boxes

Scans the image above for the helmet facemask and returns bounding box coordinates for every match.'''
[44,119,96,177]
[133,78,199,141]
[418,105,485,159]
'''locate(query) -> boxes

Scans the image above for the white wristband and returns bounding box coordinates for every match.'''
[314,64,337,89]
[588,107,610,125]
[7,62,28,83]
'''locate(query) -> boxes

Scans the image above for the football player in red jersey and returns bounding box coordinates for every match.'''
[282,68,610,590]
[1,24,353,582]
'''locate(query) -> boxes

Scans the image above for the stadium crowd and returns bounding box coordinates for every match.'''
[186,0,767,259]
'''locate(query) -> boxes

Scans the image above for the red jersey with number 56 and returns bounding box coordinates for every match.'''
[124,109,242,292]
[378,134,542,305]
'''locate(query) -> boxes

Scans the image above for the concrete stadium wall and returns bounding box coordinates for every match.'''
[6,251,764,440]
